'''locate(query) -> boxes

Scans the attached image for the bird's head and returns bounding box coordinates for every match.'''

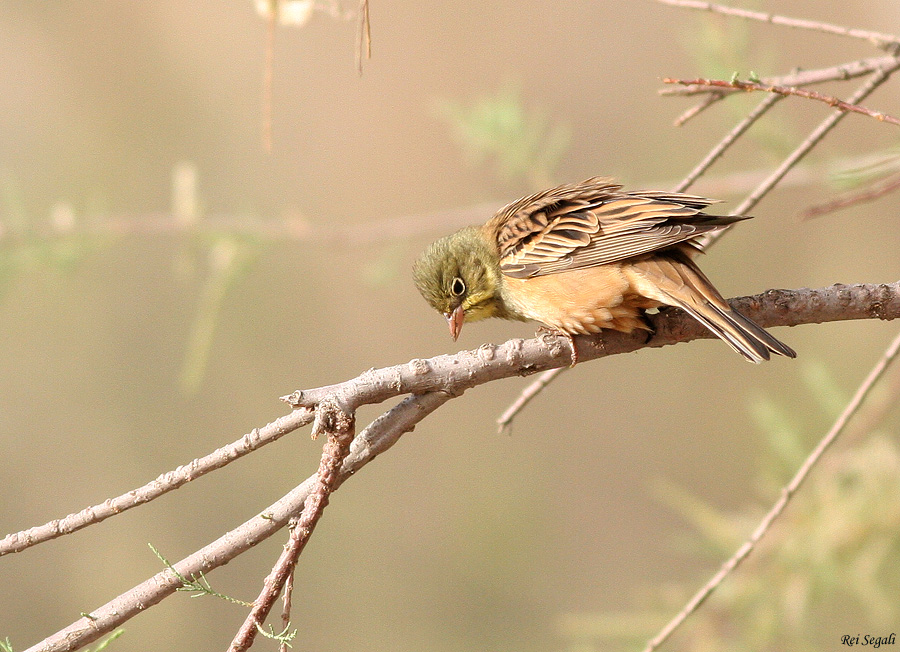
[412,226,507,340]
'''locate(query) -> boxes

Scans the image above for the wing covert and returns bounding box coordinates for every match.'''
[489,179,743,279]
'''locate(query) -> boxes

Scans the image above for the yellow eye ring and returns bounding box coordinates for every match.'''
[450,277,466,297]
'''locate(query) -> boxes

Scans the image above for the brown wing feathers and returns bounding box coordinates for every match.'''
[491,178,747,279]
[486,177,795,361]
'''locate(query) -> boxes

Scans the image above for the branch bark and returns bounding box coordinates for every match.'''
[21,280,900,652]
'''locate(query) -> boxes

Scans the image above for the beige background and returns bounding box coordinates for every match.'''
[1,1,899,650]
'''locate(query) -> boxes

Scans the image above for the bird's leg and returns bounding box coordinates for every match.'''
[639,311,657,344]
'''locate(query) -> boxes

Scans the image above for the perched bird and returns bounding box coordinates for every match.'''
[413,177,795,363]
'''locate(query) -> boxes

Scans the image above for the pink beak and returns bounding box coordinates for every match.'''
[446,305,465,341]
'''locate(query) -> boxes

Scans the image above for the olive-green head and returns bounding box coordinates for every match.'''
[412,226,508,340]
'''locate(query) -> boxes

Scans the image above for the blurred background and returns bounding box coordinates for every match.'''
[1,1,900,650]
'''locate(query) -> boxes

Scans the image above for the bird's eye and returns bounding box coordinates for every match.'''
[450,277,466,297]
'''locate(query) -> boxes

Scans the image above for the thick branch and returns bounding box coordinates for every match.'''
[286,282,900,411]
[22,281,900,651]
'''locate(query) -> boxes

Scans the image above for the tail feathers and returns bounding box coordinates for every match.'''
[676,300,796,363]
[628,250,796,363]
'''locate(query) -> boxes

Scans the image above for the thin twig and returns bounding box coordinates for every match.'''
[696,59,900,250]
[279,566,294,652]
[654,0,900,49]
[262,1,276,152]
[672,92,725,126]
[356,0,371,74]
[801,170,900,220]
[229,399,355,651]
[665,77,900,127]
[642,328,900,652]
[496,368,566,433]
[673,92,784,192]
[0,409,315,557]
[660,55,900,97]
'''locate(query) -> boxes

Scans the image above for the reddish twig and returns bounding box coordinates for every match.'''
[660,55,900,97]
[280,568,295,652]
[229,399,355,651]
[643,328,900,652]
[696,60,900,250]
[664,77,900,127]
[801,170,900,220]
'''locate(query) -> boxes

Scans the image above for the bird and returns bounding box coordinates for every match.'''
[412,176,796,363]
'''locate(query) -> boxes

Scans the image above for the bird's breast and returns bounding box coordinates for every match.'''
[500,264,659,335]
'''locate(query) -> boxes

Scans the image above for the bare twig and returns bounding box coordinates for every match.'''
[672,91,726,126]
[673,92,784,192]
[279,568,294,652]
[664,77,900,127]
[660,55,900,97]
[497,368,567,433]
[262,2,276,152]
[642,328,900,652]
[229,399,355,651]
[654,0,900,49]
[696,59,900,250]
[0,409,314,557]
[24,391,450,652]
[801,171,900,220]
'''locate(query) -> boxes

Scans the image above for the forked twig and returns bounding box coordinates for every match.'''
[696,60,900,250]
[642,329,900,652]
[229,400,355,651]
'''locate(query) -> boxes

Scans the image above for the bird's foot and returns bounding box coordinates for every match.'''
[640,313,657,344]
[537,326,579,366]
